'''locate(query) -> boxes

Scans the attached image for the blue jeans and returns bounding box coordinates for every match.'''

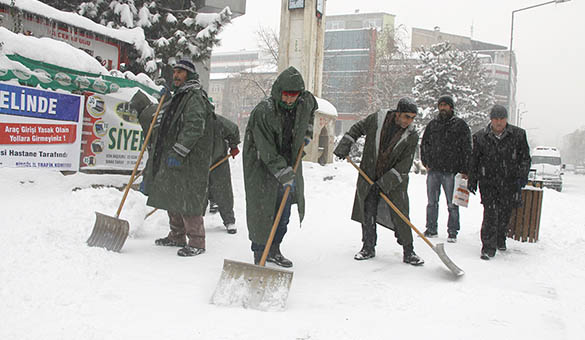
[425,170,460,236]
[251,185,292,252]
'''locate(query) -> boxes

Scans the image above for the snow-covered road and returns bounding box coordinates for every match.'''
[1,160,584,340]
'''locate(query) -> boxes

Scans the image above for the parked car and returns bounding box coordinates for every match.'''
[530,146,563,191]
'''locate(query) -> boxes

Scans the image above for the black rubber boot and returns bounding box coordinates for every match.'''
[177,246,205,257]
[267,243,293,268]
[155,236,186,247]
[403,244,424,266]
[354,244,376,260]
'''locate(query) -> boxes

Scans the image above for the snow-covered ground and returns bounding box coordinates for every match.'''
[1,159,584,340]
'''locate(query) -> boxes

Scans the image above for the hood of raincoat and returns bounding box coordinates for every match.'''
[270,66,305,103]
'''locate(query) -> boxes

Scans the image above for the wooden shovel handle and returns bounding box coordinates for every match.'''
[345,156,435,249]
[259,144,305,266]
[115,93,166,218]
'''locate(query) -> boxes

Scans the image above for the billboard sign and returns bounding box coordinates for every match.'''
[0,82,84,170]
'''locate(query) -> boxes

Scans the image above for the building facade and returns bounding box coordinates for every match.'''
[323,11,396,135]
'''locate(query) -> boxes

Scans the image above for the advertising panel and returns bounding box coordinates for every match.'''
[80,89,149,170]
[0,82,83,170]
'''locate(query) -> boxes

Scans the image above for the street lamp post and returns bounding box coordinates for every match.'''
[507,0,570,125]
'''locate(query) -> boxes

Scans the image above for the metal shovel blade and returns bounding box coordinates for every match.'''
[87,212,129,252]
[432,243,465,277]
[211,259,293,311]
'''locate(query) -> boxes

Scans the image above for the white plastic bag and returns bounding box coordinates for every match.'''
[453,173,470,207]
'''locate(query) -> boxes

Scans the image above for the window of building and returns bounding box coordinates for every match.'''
[327,21,344,30]
[363,19,381,29]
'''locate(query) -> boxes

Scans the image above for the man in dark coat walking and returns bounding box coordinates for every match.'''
[333,98,424,266]
[208,114,240,234]
[243,66,318,268]
[131,58,216,257]
[468,104,531,260]
[421,95,472,242]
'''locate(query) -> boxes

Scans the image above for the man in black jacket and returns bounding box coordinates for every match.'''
[468,105,531,260]
[420,95,471,242]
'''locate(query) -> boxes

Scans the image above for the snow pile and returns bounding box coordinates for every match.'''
[316,97,338,117]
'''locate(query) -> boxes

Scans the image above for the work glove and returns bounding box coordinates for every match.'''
[166,151,183,169]
[333,140,352,160]
[467,181,477,195]
[304,137,312,146]
[229,146,240,159]
[159,84,171,98]
[283,178,296,192]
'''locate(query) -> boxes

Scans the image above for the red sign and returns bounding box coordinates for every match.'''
[0,122,77,144]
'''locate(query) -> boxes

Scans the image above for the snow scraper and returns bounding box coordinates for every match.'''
[210,145,305,311]
[87,93,166,252]
[143,154,231,220]
[346,157,465,277]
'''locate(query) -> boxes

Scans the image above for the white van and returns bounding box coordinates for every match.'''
[529,146,564,191]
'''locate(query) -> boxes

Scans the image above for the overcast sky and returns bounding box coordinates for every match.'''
[215,0,585,146]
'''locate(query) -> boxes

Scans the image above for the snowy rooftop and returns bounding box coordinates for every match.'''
[0,0,149,45]
[0,27,108,75]
[0,27,158,89]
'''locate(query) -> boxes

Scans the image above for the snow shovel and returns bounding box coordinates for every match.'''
[210,145,305,311]
[87,93,166,252]
[143,154,232,220]
[346,157,465,277]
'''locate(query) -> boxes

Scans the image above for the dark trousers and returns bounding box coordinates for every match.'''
[208,170,235,226]
[167,211,206,249]
[208,197,236,226]
[251,186,292,252]
[361,187,413,251]
[480,202,513,253]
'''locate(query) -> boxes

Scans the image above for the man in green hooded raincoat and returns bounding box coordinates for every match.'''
[130,59,215,257]
[243,66,318,268]
[333,98,424,266]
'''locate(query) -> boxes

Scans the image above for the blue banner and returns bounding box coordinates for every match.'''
[0,83,81,122]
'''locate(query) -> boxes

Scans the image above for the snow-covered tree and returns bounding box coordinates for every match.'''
[40,0,231,78]
[412,42,495,131]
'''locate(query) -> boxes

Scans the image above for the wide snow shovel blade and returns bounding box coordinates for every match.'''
[432,243,464,277]
[87,93,166,252]
[210,259,293,311]
[211,145,304,310]
[87,212,129,252]
[346,157,464,277]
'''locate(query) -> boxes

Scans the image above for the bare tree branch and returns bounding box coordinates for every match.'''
[255,25,279,66]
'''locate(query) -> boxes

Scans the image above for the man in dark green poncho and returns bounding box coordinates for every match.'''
[130,59,215,257]
[243,66,318,268]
